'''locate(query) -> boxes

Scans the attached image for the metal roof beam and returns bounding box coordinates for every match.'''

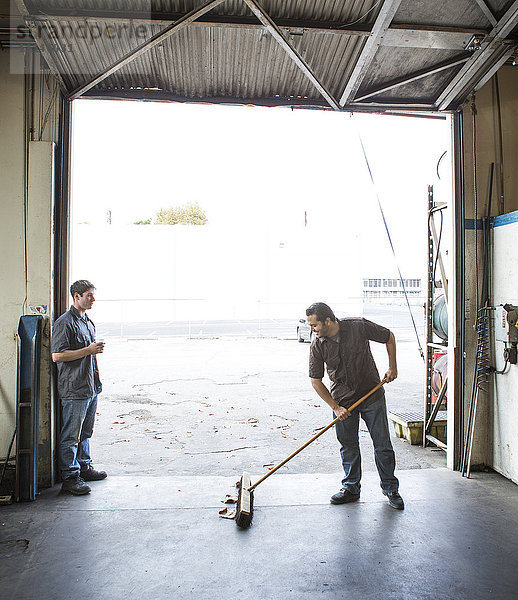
[81,87,442,115]
[82,88,330,108]
[436,0,518,110]
[25,9,492,50]
[15,0,69,91]
[339,0,403,107]
[67,0,226,101]
[354,56,470,102]
[471,48,516,92]
[382,27,485,50]
[347,101,436,109]
[473,0,497,27]
[27,9,373,36]
[242,0,341,111]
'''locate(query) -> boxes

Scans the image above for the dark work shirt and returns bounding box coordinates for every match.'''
[309,318,390,409]
[51,306,102,400]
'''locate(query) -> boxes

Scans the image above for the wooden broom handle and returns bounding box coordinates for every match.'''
[248,379,386,492]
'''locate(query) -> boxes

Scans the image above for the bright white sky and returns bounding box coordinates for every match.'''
[71,99,452,280]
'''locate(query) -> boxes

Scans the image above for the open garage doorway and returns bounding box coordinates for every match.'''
[68,100,451,477]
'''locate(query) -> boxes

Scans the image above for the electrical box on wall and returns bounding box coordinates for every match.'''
[506,305,518,344]
[495,304,518,343]
[494,304,518,365]
[495,305,509,342]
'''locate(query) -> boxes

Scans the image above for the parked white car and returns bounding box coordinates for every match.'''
[297,319,314,343]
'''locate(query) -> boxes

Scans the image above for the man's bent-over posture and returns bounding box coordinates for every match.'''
[306,302,404,509]
[52,280,107,495]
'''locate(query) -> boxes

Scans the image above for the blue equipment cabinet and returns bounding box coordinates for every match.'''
[16,315,43,501]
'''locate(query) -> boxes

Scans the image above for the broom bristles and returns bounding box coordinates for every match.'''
[235,472,253,528]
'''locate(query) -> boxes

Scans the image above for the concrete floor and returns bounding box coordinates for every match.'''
[2,320,514,599]
[1,468,518,600]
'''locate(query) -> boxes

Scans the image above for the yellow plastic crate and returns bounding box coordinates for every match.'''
[388,410,447,445]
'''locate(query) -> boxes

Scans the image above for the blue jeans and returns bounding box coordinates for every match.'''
[334,394,399,494]
[59,396,98,480]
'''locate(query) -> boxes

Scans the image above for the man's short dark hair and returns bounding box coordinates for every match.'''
[306,302,336,323]
[70,280,95,299]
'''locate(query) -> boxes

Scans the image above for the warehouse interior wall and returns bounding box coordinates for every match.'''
[2,47,518,490]
[0,47,64,487]
[460,65,518,476]
[491,220,518,483]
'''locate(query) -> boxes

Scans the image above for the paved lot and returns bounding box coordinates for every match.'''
[96,304,426,339]
[92,323,445,480]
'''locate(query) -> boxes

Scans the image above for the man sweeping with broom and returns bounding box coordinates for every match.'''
[306,302,404,510]
[233,303,403,528]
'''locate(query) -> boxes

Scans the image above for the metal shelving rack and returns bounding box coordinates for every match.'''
[423,185,448,450]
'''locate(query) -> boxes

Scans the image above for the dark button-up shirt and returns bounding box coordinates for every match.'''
[309,318,390,409]
[51,306,102,400]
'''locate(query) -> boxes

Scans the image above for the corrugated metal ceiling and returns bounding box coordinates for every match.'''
[11,0,518,112]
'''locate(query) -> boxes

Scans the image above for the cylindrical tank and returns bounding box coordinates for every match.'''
[433,294,448,341]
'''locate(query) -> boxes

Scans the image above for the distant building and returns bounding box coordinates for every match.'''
[363,277,421,301]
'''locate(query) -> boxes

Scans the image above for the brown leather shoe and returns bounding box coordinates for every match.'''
[80,466,107,481]
[330,489,360,504]
[61,476,91,495]
[383,490,404,509]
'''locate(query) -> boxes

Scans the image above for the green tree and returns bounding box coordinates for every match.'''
[155,202,208,225]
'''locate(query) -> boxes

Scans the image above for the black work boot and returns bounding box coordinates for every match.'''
[61,476,91,496]
[80,466,107,481]
[330,489,360,504]
[383,490,404,510]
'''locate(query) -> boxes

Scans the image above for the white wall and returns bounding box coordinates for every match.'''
[0,50,25,459]
[491,212,518,484]
[70,223,363,323]
[0,48,61,484]
[28,141,56,481]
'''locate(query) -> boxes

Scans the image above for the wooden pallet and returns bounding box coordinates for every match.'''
[388,410,447,445]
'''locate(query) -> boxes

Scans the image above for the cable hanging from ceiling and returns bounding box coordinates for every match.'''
[339,0,383,29]
[351,113,425,361]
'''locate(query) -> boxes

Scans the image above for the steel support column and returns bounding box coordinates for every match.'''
[450,111,466,470]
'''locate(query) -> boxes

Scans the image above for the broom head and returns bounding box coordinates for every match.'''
[235,472,253,528]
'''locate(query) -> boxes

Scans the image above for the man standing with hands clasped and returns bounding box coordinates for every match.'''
[52,280,107,495]
[306,302,404,509]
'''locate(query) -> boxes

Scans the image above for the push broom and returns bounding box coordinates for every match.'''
[235,379,386,528]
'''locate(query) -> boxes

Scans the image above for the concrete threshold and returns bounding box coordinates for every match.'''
[1,469,517,600]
